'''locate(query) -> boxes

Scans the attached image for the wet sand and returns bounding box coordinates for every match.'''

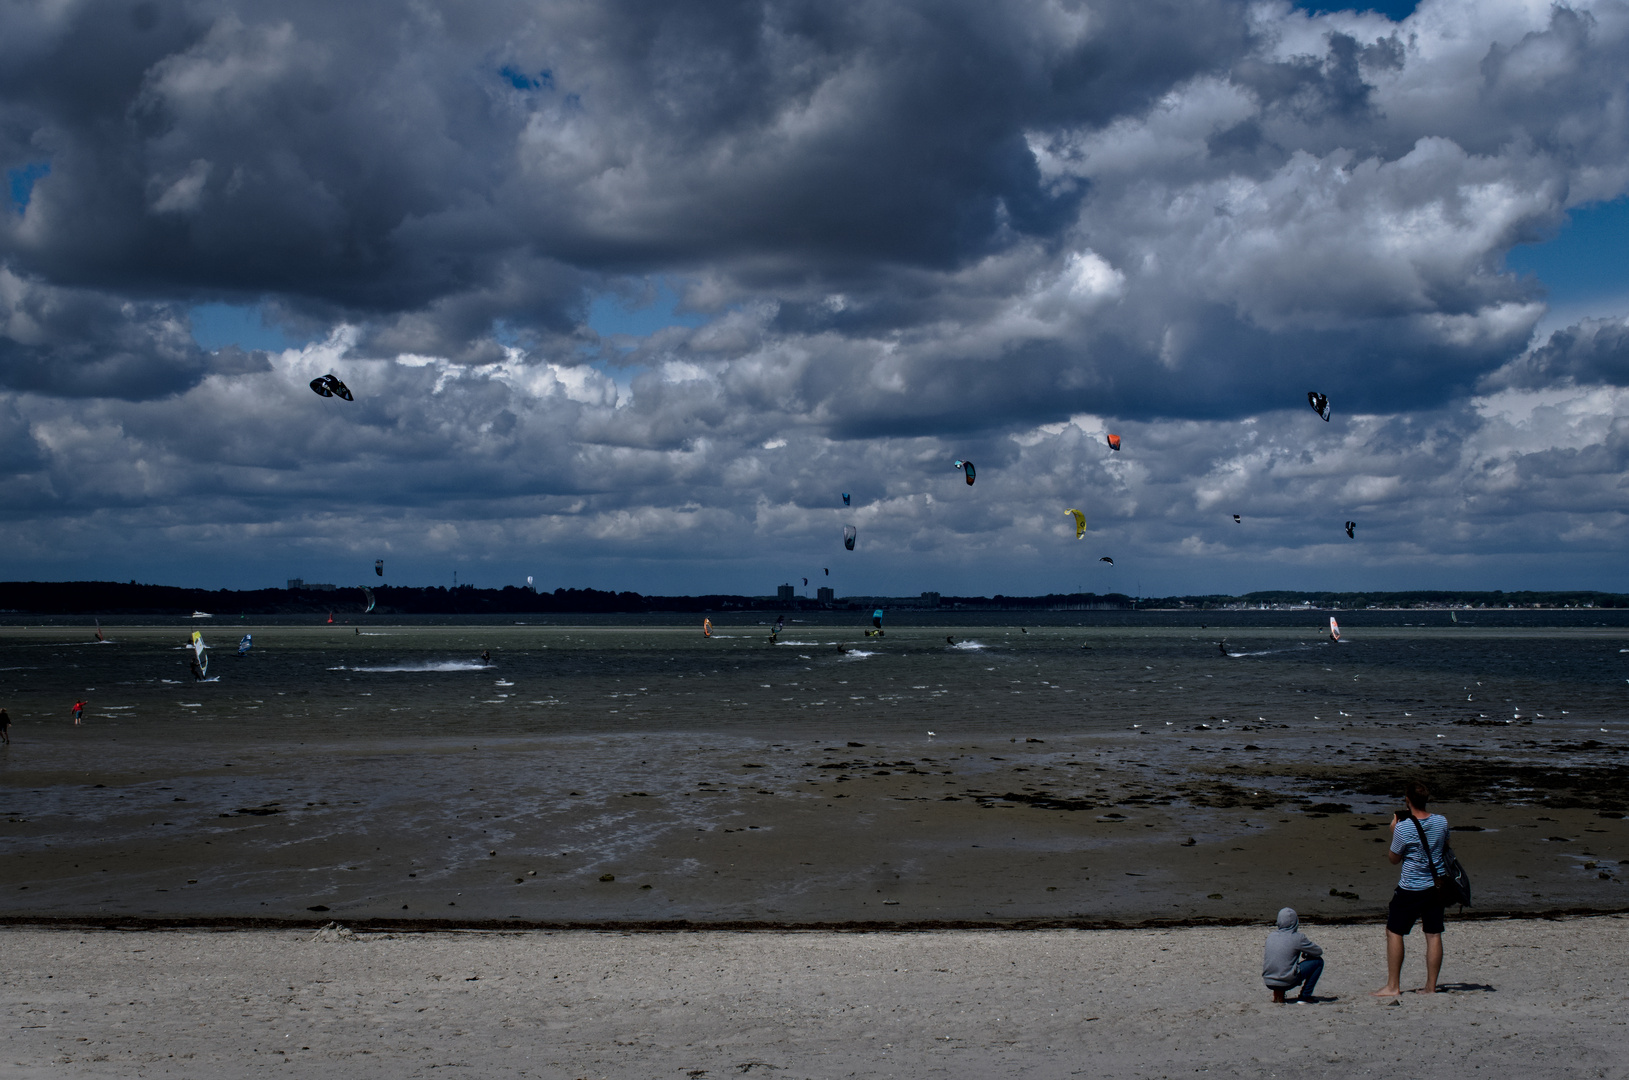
[3,916,1626,1078]
[4,730,1626,925]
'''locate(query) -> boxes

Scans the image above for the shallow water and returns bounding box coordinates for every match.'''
[3,613,1627,924]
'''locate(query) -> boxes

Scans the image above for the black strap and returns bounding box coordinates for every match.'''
[1409,814,1448,883]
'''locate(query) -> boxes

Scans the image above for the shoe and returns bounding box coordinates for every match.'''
[1293,995,1320,1004]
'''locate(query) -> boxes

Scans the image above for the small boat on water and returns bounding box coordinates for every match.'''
[191,611,213,618]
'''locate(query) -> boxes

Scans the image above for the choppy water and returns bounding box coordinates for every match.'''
[4,610,1626,740]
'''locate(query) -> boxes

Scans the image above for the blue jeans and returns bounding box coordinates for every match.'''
[1285,956,1324,998]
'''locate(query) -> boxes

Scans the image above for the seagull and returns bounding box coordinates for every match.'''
[927,731,936,738]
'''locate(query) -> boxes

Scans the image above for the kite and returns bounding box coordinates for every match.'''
[1100,556,1114,565]
[843,525,857,551]
[526,575,534,588]
[375,559,384,577]
[1106,434,1121,452]
[842,493,851,507]
[802,577,809,586]
[1232,515,1241,523]
[1307,391,1331,421]
[362,587,376,614]
[1345,521,1356,539]
[872,609,884,630]
[823,568,829,575]
[310,374,353,401]
[953,459,976,485]
[1065,508,1086,539]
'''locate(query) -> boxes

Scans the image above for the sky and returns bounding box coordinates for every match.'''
[3,0,1629,599]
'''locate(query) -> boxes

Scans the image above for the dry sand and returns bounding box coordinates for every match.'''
[4,916,1626,1078]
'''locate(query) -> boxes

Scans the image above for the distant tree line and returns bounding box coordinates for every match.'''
[1143,590,1629,609]
[0,581,1623,615]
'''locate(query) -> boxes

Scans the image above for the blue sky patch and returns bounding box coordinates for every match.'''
[1295,0,1417,18]
[190,302,306,353]
[7,161,49,213]
[500,66,553,91]
[588,281,708,340]
[1507,198,1629,306]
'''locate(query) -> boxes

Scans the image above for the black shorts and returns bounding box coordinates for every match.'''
[1387,886,1447,936]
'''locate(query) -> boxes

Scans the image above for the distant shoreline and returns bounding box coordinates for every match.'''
[1,579,1625,616]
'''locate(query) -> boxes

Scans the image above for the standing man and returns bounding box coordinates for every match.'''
[1372,780,1451,996]
[0,707,11,744]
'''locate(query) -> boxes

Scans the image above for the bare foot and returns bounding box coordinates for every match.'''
[1370,986,1403,997]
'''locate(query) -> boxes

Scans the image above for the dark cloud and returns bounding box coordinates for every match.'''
[0,0,1624,589]
[1488,317,1629,389]
[0,269,208,397]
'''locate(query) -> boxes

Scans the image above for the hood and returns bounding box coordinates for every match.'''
[1276,907,1299,931]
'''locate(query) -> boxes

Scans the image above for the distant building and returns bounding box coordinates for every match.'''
[816,586,834,604]
[287,578,302,590]
[920,591,940,608]
[287,579,336,591]
[777,583,795,604]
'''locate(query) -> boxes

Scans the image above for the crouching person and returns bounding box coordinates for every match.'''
[1263,907,1325,1003]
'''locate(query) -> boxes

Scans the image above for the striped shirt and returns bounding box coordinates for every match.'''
[1390,813,1450,891]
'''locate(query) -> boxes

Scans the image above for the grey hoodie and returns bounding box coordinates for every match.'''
[1262,907,1323,988]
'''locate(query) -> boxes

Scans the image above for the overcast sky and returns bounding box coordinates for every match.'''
[3,0,1628,597]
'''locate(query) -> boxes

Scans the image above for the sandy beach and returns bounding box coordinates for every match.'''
[3,916,1626,1078]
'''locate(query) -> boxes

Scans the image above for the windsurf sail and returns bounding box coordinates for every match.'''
[1329,617,1341,642]
[95,620,104,642]
[191,631,209,677]
[703,618,713,638]
[237,634,252,656]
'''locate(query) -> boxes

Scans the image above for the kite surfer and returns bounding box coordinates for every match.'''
[480,649,491,665]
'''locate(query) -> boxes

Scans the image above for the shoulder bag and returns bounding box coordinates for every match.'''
[1410,813,1472,907]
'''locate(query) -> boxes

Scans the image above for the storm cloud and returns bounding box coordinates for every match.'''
[1,0,1626,592]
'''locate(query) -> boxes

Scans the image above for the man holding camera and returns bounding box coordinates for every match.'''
[1372,781,1451,996]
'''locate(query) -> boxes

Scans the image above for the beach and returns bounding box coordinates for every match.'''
[4,916,1627,1078]
[4,616,1629,1074]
